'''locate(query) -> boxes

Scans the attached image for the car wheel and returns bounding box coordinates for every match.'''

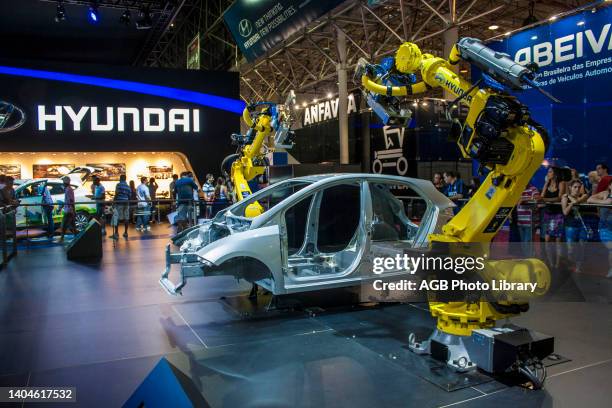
[75,211,91,231]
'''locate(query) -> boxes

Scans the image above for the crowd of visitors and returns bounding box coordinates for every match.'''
[2,162,609,278]
[432,163,612,277]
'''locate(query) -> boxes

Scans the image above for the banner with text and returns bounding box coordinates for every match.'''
[224,0,344,62]
[485,5,612,174]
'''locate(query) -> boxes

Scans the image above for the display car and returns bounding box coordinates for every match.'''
[161,174,455,296]
[14,166,99,230]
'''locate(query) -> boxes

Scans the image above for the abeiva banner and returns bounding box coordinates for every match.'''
[224,0,344,62]
[0,61,242,179]
[485,5,612,174]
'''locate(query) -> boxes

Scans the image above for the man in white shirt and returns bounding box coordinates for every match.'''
[136,177,151,232]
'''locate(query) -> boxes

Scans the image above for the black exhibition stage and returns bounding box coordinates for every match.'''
[1,226,612,407]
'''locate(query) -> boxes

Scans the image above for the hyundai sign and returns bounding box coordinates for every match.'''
[0,61,241,179]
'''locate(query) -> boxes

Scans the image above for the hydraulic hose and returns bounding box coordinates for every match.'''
[242,107,253,127]
[361,75,429,97]
[447,44,461,65]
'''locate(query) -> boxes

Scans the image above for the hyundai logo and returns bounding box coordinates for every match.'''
[0,101,26,133]
[238,19,253,38]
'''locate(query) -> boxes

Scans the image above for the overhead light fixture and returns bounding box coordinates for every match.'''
[313,98,318,103]
[577,21,585,26]
[327,92,333,98]
[522,0,538,27]
[55,1,66,22]
[302,102,307,107]
[549,15,558,21]
[88,2,100,24]
[136,7,153,30]
[531,35,538,40]
[488,25,499,30]
[504,31,511,36]
[119,9,131,25]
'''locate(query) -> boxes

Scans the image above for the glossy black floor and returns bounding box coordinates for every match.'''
[1,225,612,407]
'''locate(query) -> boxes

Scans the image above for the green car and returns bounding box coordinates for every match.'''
[14,167,99,231]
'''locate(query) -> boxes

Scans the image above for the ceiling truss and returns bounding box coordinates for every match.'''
[136,0,594,104]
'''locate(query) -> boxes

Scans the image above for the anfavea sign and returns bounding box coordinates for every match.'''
[302,93,359,126]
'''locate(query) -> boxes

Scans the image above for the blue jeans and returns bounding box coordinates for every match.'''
[518,225,534,257]
[565,226,586,243]
[136,205,150,229]
[42,205,54,237]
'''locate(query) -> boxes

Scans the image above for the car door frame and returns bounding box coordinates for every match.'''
[275,178,372,290]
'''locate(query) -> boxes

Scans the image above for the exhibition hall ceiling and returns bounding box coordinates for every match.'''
[236,0,596,103]
[0,0,179,65]
[0,0,596,99]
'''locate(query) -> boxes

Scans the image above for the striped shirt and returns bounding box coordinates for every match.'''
[517,185,540,226]
[114,181,131,201]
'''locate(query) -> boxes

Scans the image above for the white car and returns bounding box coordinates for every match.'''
[161,174,455,296]
[14,167,99,230]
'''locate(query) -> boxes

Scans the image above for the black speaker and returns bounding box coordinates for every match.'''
[66,219,102,261]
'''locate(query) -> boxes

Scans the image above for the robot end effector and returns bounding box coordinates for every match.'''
[358,37,559,129]
[455,38,560,103]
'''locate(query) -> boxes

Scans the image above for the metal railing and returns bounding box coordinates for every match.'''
[9,195,611,244]
[10,198,234,240]
[0,207,17,269]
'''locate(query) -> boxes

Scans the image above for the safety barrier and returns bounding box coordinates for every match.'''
[395,196,611,242]
[0,207,17,269]
[10,198,233,241]
[9,196,611,244]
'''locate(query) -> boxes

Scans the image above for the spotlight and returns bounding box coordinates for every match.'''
[136,7,153,30]
[549,15,558,22]
[488,25,499,30]
[577,21,585,26]
[55,1,66,22]
[327,92,333,98]
[119,9,131,25]
[531,35,538,40]
[88,2,99,24]
[302,102,307,107]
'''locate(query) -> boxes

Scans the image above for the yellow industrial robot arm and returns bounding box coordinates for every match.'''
[362,39,547,242]
[229,106,272,217]
[361,37,551,335]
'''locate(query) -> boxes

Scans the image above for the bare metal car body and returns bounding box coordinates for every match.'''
[160,174,454,296]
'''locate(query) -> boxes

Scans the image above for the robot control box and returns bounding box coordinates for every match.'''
[467,327,554,374]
